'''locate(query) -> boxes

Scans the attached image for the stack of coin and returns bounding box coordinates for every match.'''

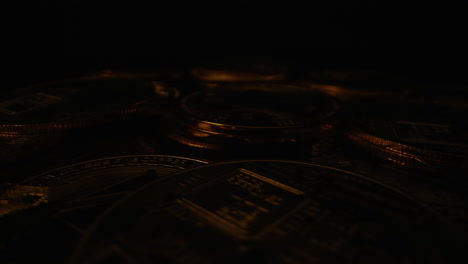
[161,83,342,159]
[143,60,294,116]
[345,103,468,170]
[2,62,467,264]
[0,78,157,163]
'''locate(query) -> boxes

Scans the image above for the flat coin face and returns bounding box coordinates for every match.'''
[181,84,340,128]
[74,160,463,264]
[0,79,155,134]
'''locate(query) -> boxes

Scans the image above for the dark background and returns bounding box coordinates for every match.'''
[9,2,468,89]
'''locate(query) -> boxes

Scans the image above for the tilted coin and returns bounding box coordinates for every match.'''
[164,83,342,151]
[191,60,290,83]
[0,155,209,217]
[0,155,209,264]
[0,78,155,136]
[295,68,412,102]
[73,160,464,264]
[345,103,468,170]
[306,153,468,232]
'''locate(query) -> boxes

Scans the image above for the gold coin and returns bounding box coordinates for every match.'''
[164,83,342,150]
[0,78,155,136]
[345,103,468,169]
[296,69,412,102]
[73,160,464,264]
[191,60,290,83]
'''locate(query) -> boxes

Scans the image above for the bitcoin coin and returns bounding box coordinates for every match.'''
[191,61,290,83]
[295,69,412,102]
[73,160,464,264]
[0,155,209,217]
[0,78,155,136]
[345,103,468,169]
[0,155,209,264]
[305,154,468,232]
[164,83,342,151]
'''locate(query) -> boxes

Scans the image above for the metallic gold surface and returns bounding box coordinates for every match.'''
[73,160,464,264]
[345,106,468,169]
[1,65,467,264]
[0,155,208,217]
[0,185,49,217]
[0,78,155,136]
[81,69,183,80]
[164,83,342,150]
[0,155,209,263]
[191,61,289,83]
[295,69,412,102]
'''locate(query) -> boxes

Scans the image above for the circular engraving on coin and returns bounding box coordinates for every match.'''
[164,83,342,151]
[74,160,463,264]
[1,155,208,217]
[0,155,209,264]
[180,84,340,128]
